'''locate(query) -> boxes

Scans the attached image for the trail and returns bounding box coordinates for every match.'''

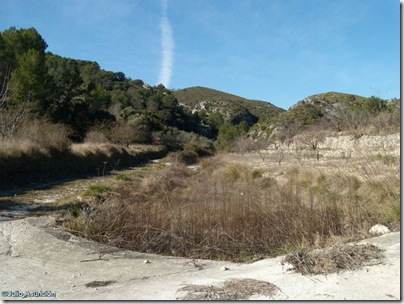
[0,163,153,222]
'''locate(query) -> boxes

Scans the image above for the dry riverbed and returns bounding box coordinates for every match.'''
[0,215,400,300]
[0,137,400,300]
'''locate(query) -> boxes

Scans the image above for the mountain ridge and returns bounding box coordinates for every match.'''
[172,86,285,124]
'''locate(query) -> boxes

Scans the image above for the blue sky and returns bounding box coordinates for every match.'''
[0,0,400,109]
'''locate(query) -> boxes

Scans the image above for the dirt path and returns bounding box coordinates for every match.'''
[0,162,155,222]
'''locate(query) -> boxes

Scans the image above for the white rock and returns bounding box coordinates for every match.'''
[369,224,391,236]
[282,262,294,271]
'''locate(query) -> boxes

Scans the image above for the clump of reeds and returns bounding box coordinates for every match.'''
[64,154,399,262]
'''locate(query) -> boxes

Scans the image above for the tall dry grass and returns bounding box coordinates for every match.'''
[0,118,168,189]
[64,152,399,262]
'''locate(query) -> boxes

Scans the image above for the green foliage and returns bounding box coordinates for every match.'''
[84,183,112,196]
[206,111,224,129]
[0,27,47,85]
[216,122,249,151]
[183,135,215,156]
[173,86,285,120]
[275,104,323,126]
[115,173,130,181]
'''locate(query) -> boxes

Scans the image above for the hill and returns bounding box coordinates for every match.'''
[249,91,400,140]
[173,86,285,125]
[279,91,399,126]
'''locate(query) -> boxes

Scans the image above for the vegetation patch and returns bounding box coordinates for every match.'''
[63,153,399,262]
[84,184,112,196]
[282,244,384,275]
[178,278,279,300]
[85,280,117,288]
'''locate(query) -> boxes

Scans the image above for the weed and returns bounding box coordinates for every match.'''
[84,184,112,196]
[115,173,130,181]
[252,169,264,179]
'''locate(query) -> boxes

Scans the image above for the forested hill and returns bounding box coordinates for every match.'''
[0,26,399,153]
[0,27,209,143]
[0,26,280,147]
[173,86,285,124]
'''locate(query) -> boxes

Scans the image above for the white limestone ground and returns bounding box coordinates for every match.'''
[0,216,400,300]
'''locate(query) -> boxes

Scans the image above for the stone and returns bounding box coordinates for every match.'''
[369,224,391,236]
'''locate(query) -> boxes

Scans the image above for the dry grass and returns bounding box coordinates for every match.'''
[0,137,167,190]
[282,243,385,275]
[64,145,399,262]
[178,278,279,300]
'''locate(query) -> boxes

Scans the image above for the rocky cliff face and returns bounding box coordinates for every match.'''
[261,133,400,160]
[318,133,400,158]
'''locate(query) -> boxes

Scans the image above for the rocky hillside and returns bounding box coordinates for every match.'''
[280,92,399,125]
[249,91,400,140]
[173,86,285,125]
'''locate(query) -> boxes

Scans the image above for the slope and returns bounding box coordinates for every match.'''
[173,86,285,124]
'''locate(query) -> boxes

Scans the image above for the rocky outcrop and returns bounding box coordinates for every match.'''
[319,133,400,158]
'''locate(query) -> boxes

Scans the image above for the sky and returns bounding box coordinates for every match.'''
[0,0,400,110]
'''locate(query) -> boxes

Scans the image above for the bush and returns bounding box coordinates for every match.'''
[84,130,110,144]
[168,150,199,165]
[15,118,72,151]
[108,121,151,146]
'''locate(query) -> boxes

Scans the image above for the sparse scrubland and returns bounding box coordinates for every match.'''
[0,26,400,263]
[0,117,167,189]
[64,137,400,261]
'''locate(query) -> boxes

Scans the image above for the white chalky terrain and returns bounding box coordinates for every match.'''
[0,216,400,300]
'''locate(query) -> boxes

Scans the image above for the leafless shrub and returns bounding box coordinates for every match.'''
[168,150,199,165]
[108,121,151,146]
[0,74,27,141]
[65,149,399,262]
[14,119,72,151]
[0,106,27,141]
[292,142,306,166]
[84,130,110,144]
[178,279,279,300]
[282,243,384,275]
[234,136,255,155]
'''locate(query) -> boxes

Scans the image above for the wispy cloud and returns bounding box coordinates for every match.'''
[158,0,174,87]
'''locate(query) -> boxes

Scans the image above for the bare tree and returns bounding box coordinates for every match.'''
[0,73,27,141]
[235,136,255,156]
[292,142,306,166]
[275,146,285,165]
[298,133,323,161]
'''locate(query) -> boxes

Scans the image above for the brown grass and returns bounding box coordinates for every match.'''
[63,149,399,262]
[282,243,385,275]
[178,278,279,300]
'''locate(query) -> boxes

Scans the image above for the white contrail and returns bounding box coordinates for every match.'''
[158,0,174,88]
